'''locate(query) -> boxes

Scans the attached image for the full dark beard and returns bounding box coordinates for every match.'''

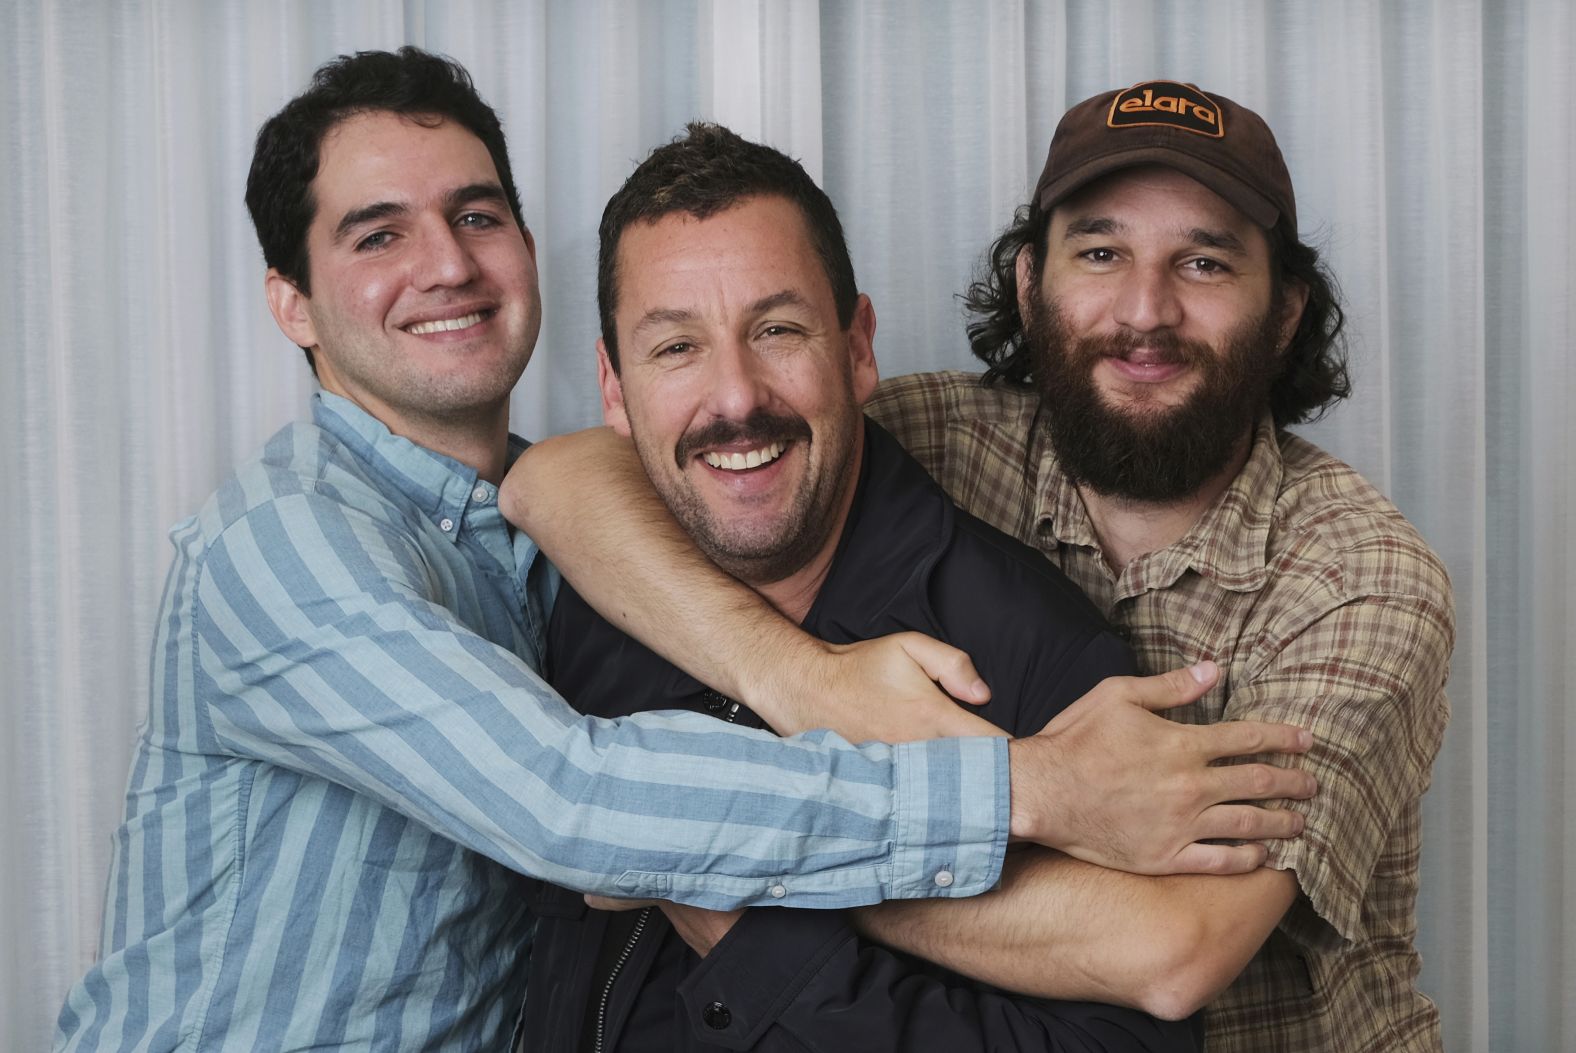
[1024,292,1282,502]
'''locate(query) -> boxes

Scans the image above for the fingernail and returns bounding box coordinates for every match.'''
[1299,731,1314,749]
[1189,661,1215,684]
[971,679,988,699]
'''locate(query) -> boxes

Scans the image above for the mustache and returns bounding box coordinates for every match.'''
[1073,327,1209,367]
[674,410,812,468]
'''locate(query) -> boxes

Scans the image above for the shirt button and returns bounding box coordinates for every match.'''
[769,883,786,899]
[934,869,954,888]
[472,485,490,503]
[701,1001,732,1030]
[438,517,454,533]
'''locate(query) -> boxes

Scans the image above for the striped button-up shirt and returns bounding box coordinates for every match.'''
[54,393,1006,1052]
[869,371,1453,1053]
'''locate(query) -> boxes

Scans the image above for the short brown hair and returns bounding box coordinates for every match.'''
[597,123,856,371]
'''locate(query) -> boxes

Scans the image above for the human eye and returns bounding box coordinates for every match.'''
[760,323,801,338]
[354,230,393,252]
[1077,247,1119,265]
[456,211,502,230]
[655,341,693,358]
[1181,256,1231,277]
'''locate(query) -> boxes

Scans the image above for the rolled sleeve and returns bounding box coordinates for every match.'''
[1228,589,1453,946]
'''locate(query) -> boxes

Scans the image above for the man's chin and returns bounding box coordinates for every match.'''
[1093,375,1203,419]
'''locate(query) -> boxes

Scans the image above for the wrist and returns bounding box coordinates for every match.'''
[1007,737,1065,846]
[736,629,834,735]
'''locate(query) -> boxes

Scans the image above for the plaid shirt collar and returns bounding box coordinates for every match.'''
[1032,413,1283,595]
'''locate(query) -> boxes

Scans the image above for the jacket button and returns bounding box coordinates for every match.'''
[702,1001,732,1030]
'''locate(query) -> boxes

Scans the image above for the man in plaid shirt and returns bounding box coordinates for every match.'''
[853,82,1452,1052]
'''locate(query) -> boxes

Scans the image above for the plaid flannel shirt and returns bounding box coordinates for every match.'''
[868,370,1452,1053]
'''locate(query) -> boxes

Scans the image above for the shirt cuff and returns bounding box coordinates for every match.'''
[887,734,1009,899]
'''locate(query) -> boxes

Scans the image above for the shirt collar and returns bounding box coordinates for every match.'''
[312,392,528,542]
[1032,412,1282,593]
[804,417,951,631]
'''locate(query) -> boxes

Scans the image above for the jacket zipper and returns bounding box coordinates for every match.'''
[592,691,745,1053]
[593,904,653,1053]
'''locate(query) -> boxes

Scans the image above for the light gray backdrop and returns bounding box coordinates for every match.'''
[4,1,1571,1050]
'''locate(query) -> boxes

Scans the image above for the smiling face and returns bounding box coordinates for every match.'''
[1021,165,1305,500]
[600,195,877,589]
[266,110,541,447]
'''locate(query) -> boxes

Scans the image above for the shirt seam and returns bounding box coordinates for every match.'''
[188,760,255,1049]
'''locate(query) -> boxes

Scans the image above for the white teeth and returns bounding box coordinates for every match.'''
[703,441,786,471]
[405,311,486,335]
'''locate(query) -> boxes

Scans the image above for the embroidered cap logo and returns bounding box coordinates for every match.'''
[1106,81,1225,138]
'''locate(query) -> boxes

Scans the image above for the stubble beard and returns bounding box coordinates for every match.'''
[1024,289,1283,503]
[634,407,856,588]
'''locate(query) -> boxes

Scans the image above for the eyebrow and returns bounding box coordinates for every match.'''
[333,201,406,244]
[1060,215,1250,255]
[1183,226,1249,254]
[628,289,813,344]
[445,182,511,212]
[629,306,699,342]
[331,182,512,244]
[1061,216,1124,239]
[747,289,812,315]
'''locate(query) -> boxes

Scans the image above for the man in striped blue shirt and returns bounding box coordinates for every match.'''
[54,49,1314,1051]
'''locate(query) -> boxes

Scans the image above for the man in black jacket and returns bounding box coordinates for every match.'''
[516,123,1200,1052]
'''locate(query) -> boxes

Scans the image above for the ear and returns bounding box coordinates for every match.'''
[848,293,879,405]
[265,268,318,350]
[1276,277,1310,355]
[1014,244,1038,323]
[596,339,631,436]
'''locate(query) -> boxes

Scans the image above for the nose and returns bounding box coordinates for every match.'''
[705,338,773,421]
[410,220,480,290]
[1109,261,1183,332]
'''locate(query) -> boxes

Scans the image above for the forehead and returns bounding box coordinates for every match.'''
[310,110,499,216]
[613,196,831,316]
[1051,165,1267,250]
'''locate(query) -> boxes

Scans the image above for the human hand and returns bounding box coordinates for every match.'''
[1008,662,1316,875]
[584,894,659,912]
[659,902,743,957]
[764,632,1004,742]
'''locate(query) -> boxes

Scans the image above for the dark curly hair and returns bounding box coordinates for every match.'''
[963,199,1350,426]
[245,47,525,372]
[597,122,856,372]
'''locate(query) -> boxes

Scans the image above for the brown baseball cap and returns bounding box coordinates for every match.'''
[1034,80,1295,232]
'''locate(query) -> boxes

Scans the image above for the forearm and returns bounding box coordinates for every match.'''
[853,848,1297,1019]
[505,428,817,717]
[504,428,996,741]
[679,906,1200,1051]
[204,499,1009,908]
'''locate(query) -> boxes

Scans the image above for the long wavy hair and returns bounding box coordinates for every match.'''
[962,200,1351,426]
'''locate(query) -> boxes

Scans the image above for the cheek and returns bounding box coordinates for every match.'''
[1042,278,1107,331]
[341,267,400,318]
[625,379,696,446]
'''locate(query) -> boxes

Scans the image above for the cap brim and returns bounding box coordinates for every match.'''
[1038,148,1281,230]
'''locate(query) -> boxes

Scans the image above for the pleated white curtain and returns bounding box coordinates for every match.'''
[4,1,1570,1049]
